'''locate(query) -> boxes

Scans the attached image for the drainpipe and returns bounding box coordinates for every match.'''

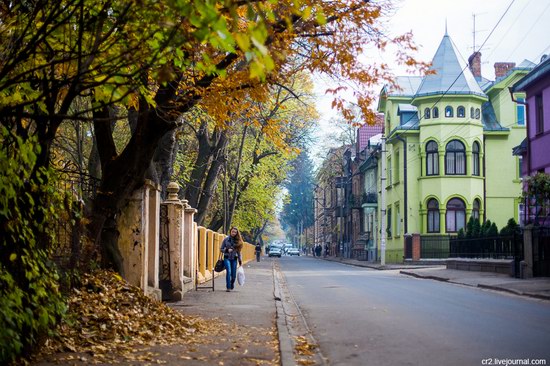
[394,135,408,235]
[483,135,487,223]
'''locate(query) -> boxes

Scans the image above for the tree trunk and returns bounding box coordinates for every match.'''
[153,128,179,198]
[184,121,212,208]
[194,130,228,225]
[225,125,248,230]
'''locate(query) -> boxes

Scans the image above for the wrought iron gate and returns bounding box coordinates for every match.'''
[159,205,172,300]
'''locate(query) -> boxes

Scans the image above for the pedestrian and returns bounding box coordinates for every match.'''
[220,227,243,292]
[255,243,261,262]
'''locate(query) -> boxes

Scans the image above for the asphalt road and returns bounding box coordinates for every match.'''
[278,256,550,366]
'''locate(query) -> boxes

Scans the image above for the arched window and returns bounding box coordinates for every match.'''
[424,108,431,119]
[445,140,466,175]
[446,198,466,233]
[472,199,480,220]
[472,141,480,176]
[475,108,481,119]
[457,106,465,118]
[426,141,439,176]
[427,199,440,233]
[432,107,439,118]
[445,106,454,117]
[470,107,475,118]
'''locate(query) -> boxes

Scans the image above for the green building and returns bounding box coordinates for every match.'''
[376,32,533,263]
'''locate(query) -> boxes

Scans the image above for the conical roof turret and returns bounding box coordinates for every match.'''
[415,34,486,98]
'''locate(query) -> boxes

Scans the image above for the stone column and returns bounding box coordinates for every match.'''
[145,180,161,300]
[164,182,184,300]
[197,226,207,282]
[521,225,534,278]
[205,229,214,280]
[181,199,197,284]
[117,185,149,292]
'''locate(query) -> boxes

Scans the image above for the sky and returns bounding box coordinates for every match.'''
[311,0,550,163]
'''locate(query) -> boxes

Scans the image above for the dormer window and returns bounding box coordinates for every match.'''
[457,106,465,118]
[424,108,431,119]
[475,108,481,119]
[445,106,453,117]
[432,107,439,118]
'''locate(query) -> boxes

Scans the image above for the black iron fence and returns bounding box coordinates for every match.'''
[52,170,100,270]
[533,227,550,277]
[449,234,522,260]
[420,235,450,258]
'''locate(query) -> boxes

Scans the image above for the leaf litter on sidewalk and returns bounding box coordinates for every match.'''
[32,270,279,365]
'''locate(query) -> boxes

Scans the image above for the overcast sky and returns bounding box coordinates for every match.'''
[311,0,550,161]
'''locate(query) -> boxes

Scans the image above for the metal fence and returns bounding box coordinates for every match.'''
[533,227,550,277]
[449,234,522,260]
[52,170,100,270]
[420,235,450,258]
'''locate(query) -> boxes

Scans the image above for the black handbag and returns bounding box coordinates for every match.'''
[214,254,225,272]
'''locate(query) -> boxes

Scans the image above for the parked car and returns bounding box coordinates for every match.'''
[287,248,300,256]
[268,247,282,258]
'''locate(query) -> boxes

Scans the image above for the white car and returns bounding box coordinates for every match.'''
[288,248,300,256]
[269,247,282,257]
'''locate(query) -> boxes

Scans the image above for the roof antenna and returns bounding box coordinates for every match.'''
[445,18,448,35]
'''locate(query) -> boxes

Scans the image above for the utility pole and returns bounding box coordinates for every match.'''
[380,135,387,266]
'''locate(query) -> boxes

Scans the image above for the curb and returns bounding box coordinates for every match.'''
[273,263,296,366]
[400,271,550,301]
[399,270,450,282]
[272,261,327,366]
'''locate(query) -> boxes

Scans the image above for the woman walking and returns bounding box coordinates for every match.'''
[220,227,243,291]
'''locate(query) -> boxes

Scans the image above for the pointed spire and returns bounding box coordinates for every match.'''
[445,18,448,36]
[415,33,486,98]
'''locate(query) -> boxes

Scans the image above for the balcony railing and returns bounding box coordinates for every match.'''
[363,192,378,204]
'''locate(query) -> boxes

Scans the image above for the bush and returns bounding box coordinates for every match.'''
[0,127,66,363]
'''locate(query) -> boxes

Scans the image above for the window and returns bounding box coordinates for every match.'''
[446,198,466,233]
[426,141,439,176]
[475,108,481,119]
[432,107,439,118]
[536,94,544,134]
[445,140,466,175]
[424,108,431,119]
[427,199,440,233]
[472,141,480,176]
[387,207,392,237]
[472,199,480,220]
[516,98,526,125]
[387,157,392,186]
[457,106,465,118]
[394,150,400,183]
[445,106,454,117]
[518,156,523,179]
[395,204,401,237]
[470,107,475,119]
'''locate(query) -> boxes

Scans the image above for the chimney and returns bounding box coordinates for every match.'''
[494,62,516,78]
[468,52,482,79]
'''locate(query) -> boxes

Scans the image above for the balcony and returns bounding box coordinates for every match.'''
[362,192,378,205]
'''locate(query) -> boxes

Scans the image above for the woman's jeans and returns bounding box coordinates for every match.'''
[224,258,238,289]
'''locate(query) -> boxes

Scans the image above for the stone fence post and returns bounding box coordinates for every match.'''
[117,184,150,293]
[182,198,197,289]
[521,225,534,279]
[161,182,185,300]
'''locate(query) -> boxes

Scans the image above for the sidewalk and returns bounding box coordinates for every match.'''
[315,254,550,301]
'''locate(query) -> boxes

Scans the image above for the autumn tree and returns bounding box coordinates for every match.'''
[1,0,428,274]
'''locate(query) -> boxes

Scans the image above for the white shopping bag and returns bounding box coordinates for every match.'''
[237,266,245,286]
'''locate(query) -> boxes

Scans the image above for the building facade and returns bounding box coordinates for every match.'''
[376,32,532,263]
